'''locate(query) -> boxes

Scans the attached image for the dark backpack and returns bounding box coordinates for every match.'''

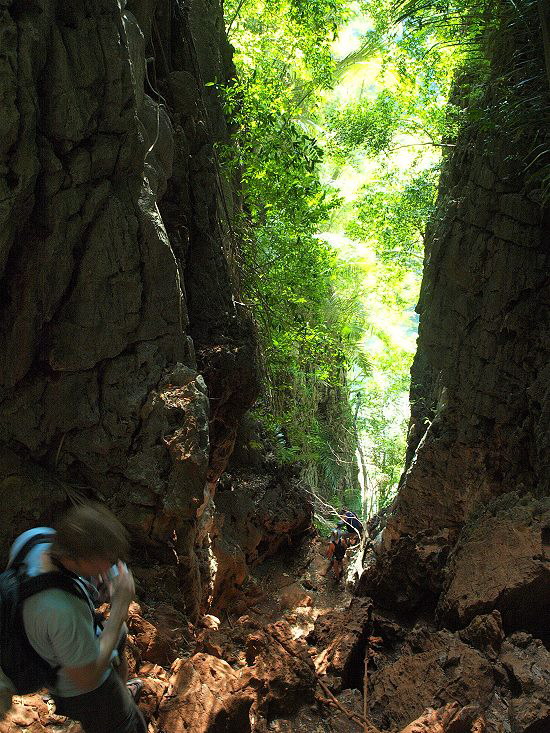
[0,532,91,694]
[333,535,347,561]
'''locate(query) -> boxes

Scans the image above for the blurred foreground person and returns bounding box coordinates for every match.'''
[1,503,145,733]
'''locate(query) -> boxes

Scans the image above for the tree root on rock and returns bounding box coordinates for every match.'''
[313,689,484,733]
[266,620,484,733]
[398,702,485,733]
[316,677,379,732]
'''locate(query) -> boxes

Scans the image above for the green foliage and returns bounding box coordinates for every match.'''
[347,166,439,274]
[353,367,410,514]
[222,0,362,499]
[326,91,402,158]
[220,0,548,519]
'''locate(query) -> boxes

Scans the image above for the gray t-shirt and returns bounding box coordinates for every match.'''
[10,528,111,697]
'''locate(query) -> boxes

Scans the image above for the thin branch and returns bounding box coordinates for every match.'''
[387,141,456,152]
[363,650,369,733]
[227,0,248,35]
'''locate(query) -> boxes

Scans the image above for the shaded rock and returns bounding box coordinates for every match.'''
[356,530,451,616]
[0,451,68,556]
[326,689,365,733]
[499,633,550,733]
[372,2,550,636]
[437,493,550,635]
[128,601,190,667]
[210,466,312,611]
[368,627,497,731]
[457,612,505,660]
[0,0,260,625]
[308,598,372,691]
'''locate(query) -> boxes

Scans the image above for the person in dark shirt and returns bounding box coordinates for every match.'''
[325,525,348,581]
[340,508,364,545]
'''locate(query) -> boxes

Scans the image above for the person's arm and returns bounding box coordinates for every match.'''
[63,563,134,691]
[326,541,335,559]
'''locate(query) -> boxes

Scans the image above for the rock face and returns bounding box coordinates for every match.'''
[0,0,259,617]
[352,6,550,732]
[360,1,550,636]
[306,605,550,733]
[437,494,550,635]
[210,461,313,611]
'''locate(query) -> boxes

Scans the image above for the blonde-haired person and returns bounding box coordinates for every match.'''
[7,503,145,733]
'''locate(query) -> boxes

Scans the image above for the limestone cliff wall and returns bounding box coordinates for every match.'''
[0,0,260,618]
[361,2,550,637]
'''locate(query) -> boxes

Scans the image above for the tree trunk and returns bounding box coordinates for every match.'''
[539,0,550,93]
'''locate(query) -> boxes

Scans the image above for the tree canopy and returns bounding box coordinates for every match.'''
[215,0,548,518]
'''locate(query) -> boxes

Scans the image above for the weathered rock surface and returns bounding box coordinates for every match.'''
[210,464,313,611]
[437,494,550,634]
[0,0,259,617]
[157,618,317,733]
[308,598,372,690]
[357,530,452,615]
[367,625,498,731]
[499,633,550,733]
[308,601,550,733]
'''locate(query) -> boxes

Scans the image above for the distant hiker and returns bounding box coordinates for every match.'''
[325,525,348,582]
[340,508,363,545]
[0,503,146,733]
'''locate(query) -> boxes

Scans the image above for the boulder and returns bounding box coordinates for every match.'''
[499,633,550,733]
[367,626,497,731]
[437,493,550,634]
[157,653,254,733]
[128,601,190,667]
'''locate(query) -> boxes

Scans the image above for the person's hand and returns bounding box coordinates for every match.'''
[109,562,135,607]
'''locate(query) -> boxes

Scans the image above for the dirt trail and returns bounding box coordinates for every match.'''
[243,535,355,638]
[0,535,493,733]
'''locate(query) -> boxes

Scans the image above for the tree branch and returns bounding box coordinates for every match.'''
[227,0,249,36]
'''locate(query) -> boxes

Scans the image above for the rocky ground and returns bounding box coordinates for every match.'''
[1,525,549,733]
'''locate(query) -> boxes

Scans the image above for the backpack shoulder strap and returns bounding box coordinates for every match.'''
[18,572,89,604]
[18,571,99,632]
[9,531,56,568]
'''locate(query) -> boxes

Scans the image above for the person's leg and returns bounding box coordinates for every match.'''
[53,670,146,733]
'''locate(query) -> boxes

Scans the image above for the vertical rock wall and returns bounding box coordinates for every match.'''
[0,0,259,618]
[361,2,550,635]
